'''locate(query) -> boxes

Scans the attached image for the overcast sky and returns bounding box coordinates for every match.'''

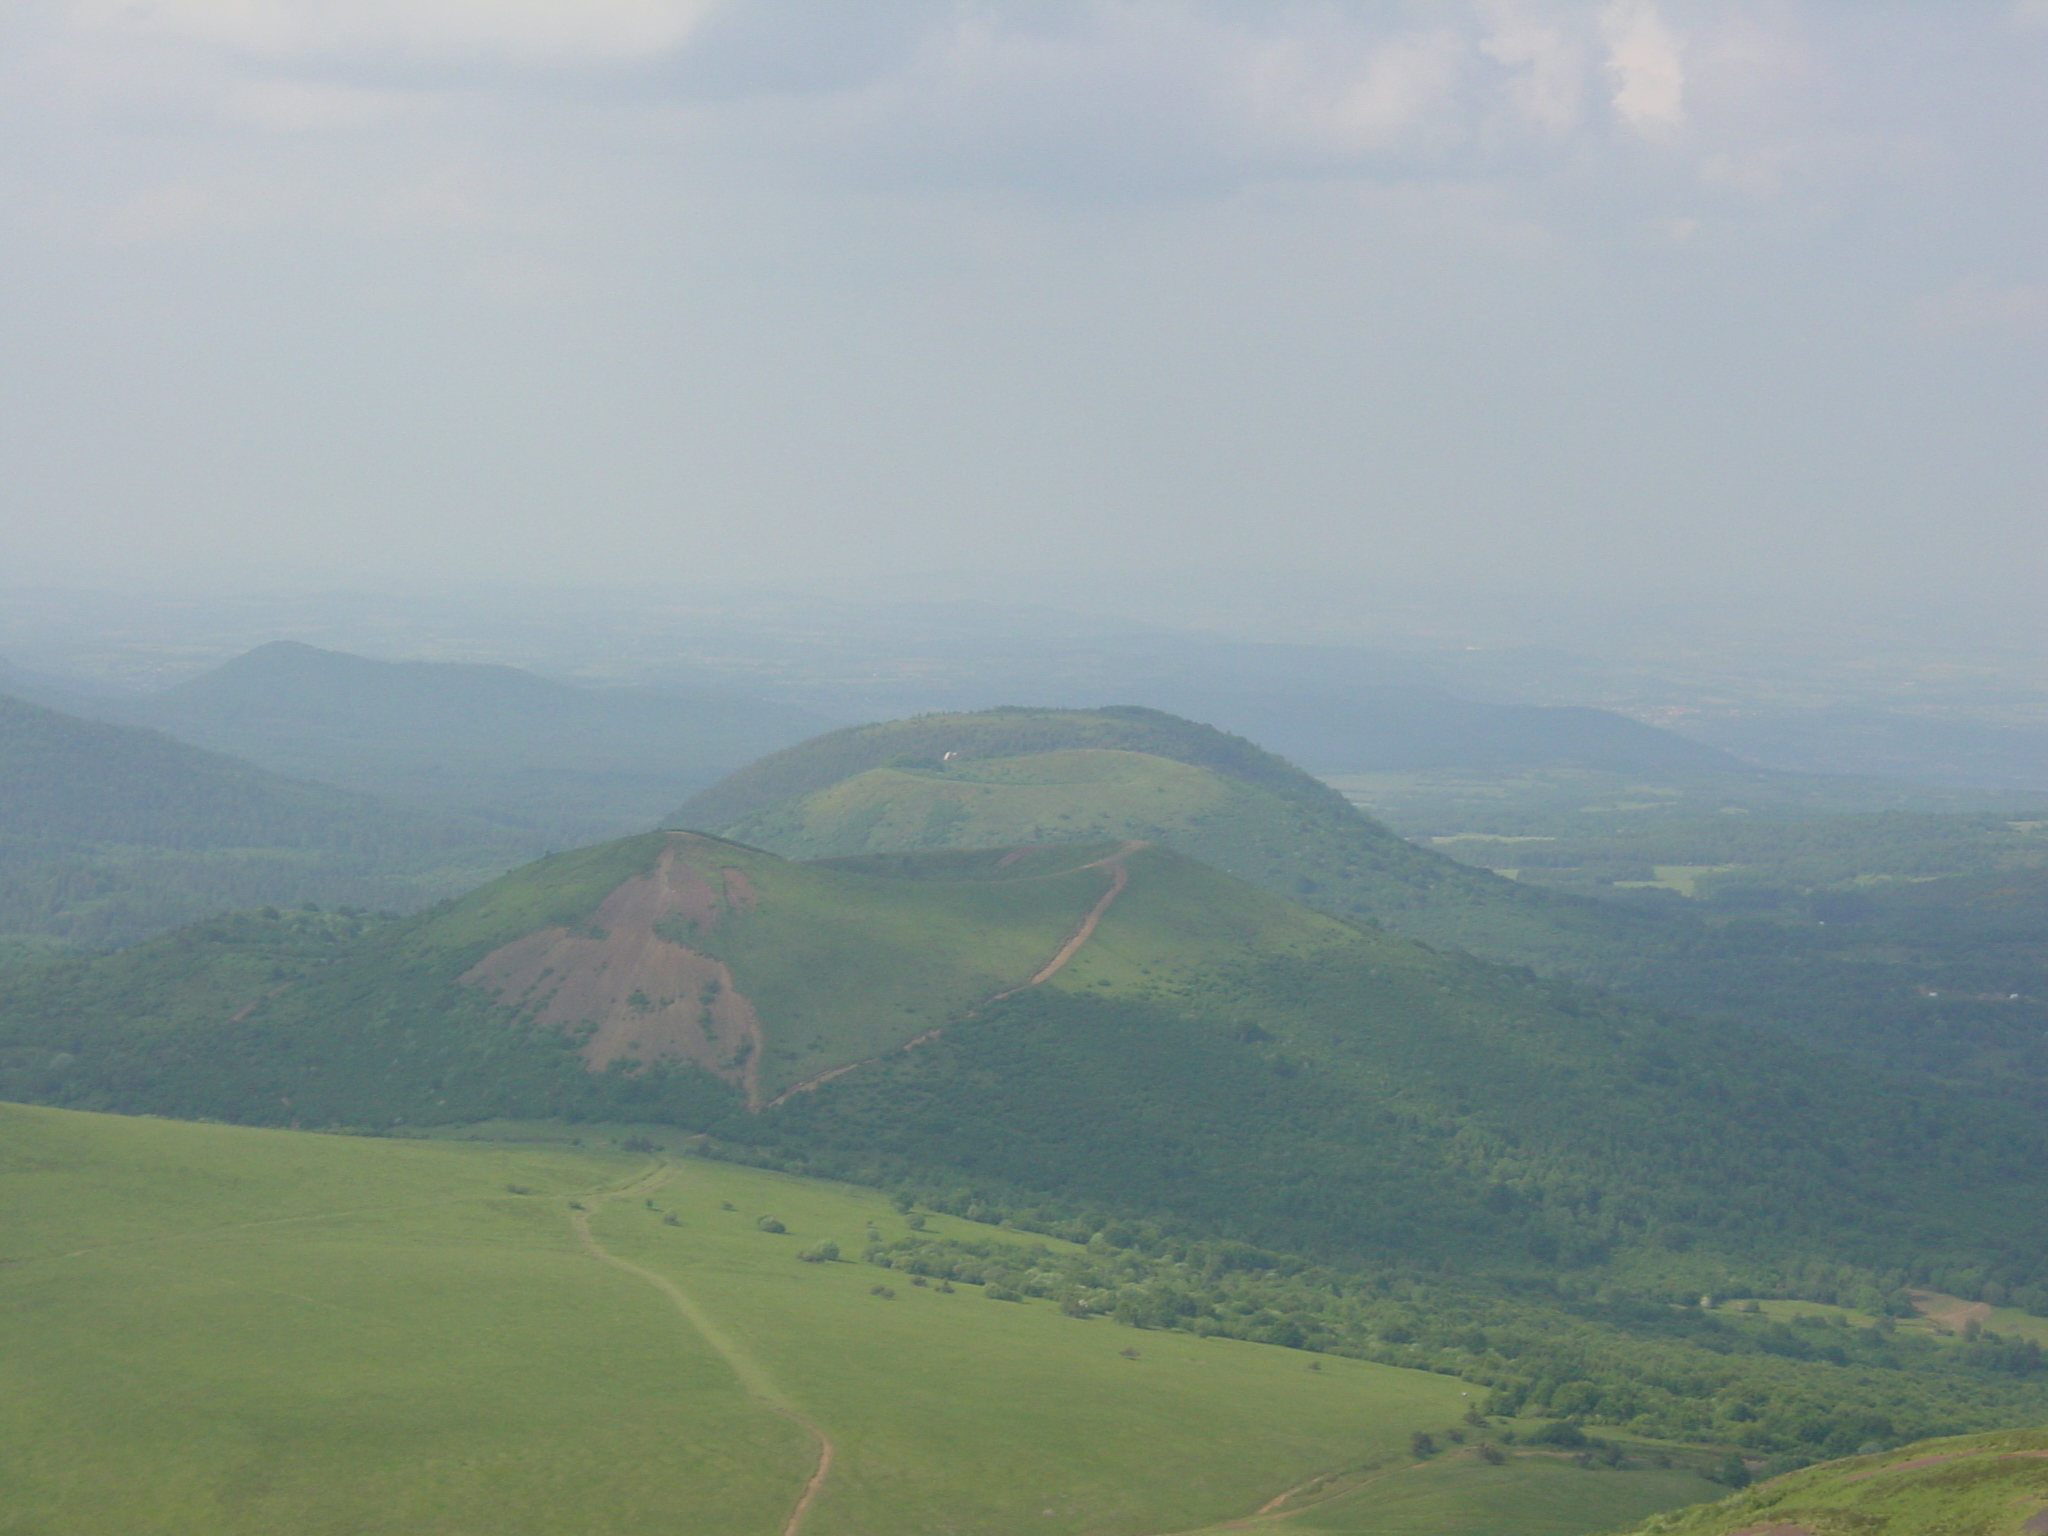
[3,2,2043,615]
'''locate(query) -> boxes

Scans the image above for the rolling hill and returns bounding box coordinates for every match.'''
[668,709,2048,1094]
[667,706,1660,972]
[97,641,835,846]
[0,690,527,949]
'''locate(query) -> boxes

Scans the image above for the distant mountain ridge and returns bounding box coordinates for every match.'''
[0,690,526,947]
[1133,684,1750,774]
[93,641,836,845]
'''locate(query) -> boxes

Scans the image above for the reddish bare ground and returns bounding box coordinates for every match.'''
[227,984,290,1024]
[461,840,770,1107]
[1909,1289,1993,1334]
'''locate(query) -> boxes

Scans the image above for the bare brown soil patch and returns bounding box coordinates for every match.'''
[228,984,290,1024]
[461,839,770,1107]
[1909,1289,1992,1334]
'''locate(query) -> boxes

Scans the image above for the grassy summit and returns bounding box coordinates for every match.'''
[670,706,1649,969]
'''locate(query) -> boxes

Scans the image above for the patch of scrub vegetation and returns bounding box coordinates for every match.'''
[840,1219,2048,1466]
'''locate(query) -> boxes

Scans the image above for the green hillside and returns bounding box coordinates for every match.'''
[671,707,1653,971]
[673,710,2048,1093]
[11,833,2048,1470]
[103,641,834,846]
[0,691,526,950]
[0,831,1346,1121]
[9,830,2048,1309]
[1621,1425,2048,1536]
[0,1102,1524,1536]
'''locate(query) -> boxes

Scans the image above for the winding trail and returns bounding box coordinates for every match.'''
[764,840,1144,1108]
[569,1166,835,1536]
[989,840,1141,1001]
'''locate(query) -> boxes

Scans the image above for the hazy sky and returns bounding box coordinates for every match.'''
[3,2,2044,610]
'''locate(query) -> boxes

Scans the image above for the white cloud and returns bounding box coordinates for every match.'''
[1600,0,1685,130]
[1244,25,1468,157]
[1479,2,1587,133]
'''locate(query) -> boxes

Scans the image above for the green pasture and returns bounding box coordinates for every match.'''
[1218,1448,1723,1536]
[7,1103,1743,1536]
[593,1154,1470,1536]
[0,1103,805,1536]
[728,748,1236,859]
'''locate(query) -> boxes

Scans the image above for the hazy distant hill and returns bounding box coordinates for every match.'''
[1136,685,1749,774]
[1676,705,2048,795]
[0,691,525,948]
[101,642,834,846]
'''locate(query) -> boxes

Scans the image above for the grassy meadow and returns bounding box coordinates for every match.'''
[3,1103,1764,1536]
[1222,1449,1724,1536]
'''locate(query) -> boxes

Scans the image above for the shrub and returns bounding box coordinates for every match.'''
[757,1216,787,1234]
[1476,1443,1506,1465]
[798,1241,840,1263]
[1410,1432,1437,1458]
